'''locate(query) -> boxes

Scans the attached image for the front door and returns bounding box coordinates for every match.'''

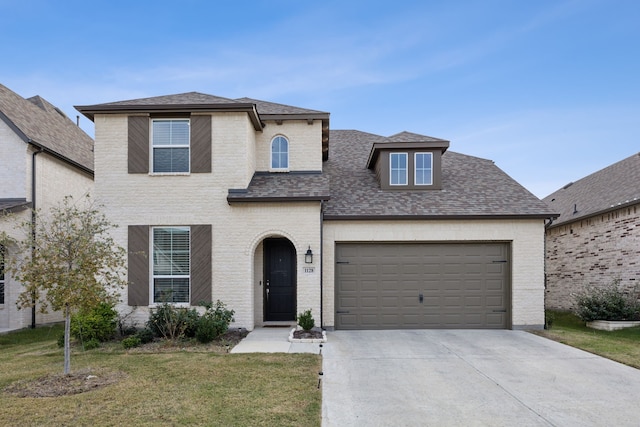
[264,239,296,321]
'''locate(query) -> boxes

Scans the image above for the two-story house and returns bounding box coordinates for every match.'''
[0,84,94,330]
[77,92,556,331]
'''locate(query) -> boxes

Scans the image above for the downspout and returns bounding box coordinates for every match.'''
[320,200,324,329]
[30,144,43,329]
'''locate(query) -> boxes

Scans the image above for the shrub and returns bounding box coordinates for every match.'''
[147,303,192,340]
[82,338,101,350]
[183,308,201,338]
[71,302,118,342]
[574,281,640,322]
[135,328,154,344]
[196,300,235,343]
[297,309,315,331]
[57,333,65,348]
[122,336,141,349]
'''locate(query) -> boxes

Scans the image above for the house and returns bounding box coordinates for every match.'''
[543,153,640,310]
[76,92,556,330]
[0,84,94,330]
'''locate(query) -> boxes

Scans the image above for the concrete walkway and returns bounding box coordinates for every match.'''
[230,326,323,354]
[322,330,640,427]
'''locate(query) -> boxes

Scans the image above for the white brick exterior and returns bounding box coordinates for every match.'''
[322,219,547,329]
[255,120,323,171]
[0,150,93,330]
[0,120,27,199]
[95,113,323,330]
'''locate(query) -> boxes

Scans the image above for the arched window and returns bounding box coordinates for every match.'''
[271,136,289,170]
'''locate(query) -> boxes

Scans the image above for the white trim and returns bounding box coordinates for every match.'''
[150,118,191,174]
[389,152,408,186]
[150,226,191,305]
[414,152,433,186]
[270,135,290,171]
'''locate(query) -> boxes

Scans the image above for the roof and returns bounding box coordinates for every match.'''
[0,198,30,213]
[543,152,640,228]
[0,84,94,173]
[227,172,330,203]
[323,130,557,219]
[77,92,331,160]
[366,131,450,168]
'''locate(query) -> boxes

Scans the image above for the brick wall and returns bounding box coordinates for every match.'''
[545,204,640,310]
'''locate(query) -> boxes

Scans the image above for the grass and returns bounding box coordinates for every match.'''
[535,310,640,369]
[1,325,322,426]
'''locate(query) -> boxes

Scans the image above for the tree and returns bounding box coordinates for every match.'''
[6,195,127,374]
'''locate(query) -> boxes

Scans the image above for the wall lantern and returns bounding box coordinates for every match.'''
[305,246,313,264]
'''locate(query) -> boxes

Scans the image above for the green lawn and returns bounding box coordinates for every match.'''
[1,325,321,426]
[535,310,640,369]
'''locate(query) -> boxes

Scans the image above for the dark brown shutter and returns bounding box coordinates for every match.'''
[128,225,149,306]
[190,224,212,304]
[128,116,149,174]
[190,115,212,173]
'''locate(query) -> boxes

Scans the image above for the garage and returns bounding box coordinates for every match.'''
[335,242,510,329]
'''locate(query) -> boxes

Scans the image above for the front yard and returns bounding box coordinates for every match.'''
[534,310,640,369]
[1,325,321,426]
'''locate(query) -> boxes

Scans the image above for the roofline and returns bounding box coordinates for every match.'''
[75,103,263,131]
[546,199,640,229]
[0,199,32,213]
[366,140,450,169]
[28,140,94,177]
[227,194,330,204]
[0,110,94,177]
[323,213,559,221]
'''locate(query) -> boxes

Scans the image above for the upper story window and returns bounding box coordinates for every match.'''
[271,136,289,170]
[152,227,190,304]
[390,153,408,185]
[152,119,190,173]
[415,152,433,185]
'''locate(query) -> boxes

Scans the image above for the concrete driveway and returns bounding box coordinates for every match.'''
[322,330,640,426]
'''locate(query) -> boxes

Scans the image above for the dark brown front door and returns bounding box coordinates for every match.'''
[264,239,296,321]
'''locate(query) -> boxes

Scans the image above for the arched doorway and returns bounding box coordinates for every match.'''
[263,238,296,321]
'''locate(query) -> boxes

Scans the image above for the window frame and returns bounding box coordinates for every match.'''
[389,152,408,186]
[270,135,289,171]
[414,152,434,186]
[151,226,191,305]
[151,118,191,174]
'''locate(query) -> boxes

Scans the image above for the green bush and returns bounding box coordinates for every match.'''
[297,309,315,331]
[135,328,154,344]
[183,308,201,338]
[82,338,101,350]
[71,302,118,342]
[147,303,196,340]
[57,333,65,348]
[196,300,235,343]
[122,336,141,349]
[574,281,640,322]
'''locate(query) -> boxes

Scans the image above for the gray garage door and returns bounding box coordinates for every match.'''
[335,243,510,329]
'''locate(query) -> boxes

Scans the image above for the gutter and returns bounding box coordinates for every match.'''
[320,201,324,329]
[30,146,43,329]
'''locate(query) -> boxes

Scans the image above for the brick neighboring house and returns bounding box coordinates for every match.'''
[0,84,94,330]
[76,92,556,330]
[544,152,640,310]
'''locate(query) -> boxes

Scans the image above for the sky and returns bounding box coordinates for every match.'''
[1,0,638,198]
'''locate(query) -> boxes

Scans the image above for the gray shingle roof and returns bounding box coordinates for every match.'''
[0,198,30,212]
[324,129,557,219]
[543,152,640,227]
[0,84,94,172]
[92,92,241,107]
[228,172,330,202]
[235,97,329,116]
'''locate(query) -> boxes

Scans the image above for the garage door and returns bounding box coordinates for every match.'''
[335,243,510,329]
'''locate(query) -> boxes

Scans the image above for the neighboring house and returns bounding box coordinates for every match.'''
[543,153,640,310]
[0,84,94,330]
[76,92,556,330]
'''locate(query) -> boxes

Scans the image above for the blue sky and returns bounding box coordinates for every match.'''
[1,0,638,198]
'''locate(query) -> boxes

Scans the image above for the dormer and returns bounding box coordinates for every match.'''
[366,132,449,190]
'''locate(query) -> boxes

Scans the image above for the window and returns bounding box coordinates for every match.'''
[390,153,408,185]
[152,227,190,303]
[415,152,433,185]
[152,119,190,173]
[0,245,4,304]
[271,136,289,170]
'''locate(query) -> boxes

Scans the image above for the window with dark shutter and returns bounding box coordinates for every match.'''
[128,116,150,174]
[128,225,150,306]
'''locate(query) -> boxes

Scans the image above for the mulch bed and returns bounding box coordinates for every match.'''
[292,329,324,339]
[4,369,125,398]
